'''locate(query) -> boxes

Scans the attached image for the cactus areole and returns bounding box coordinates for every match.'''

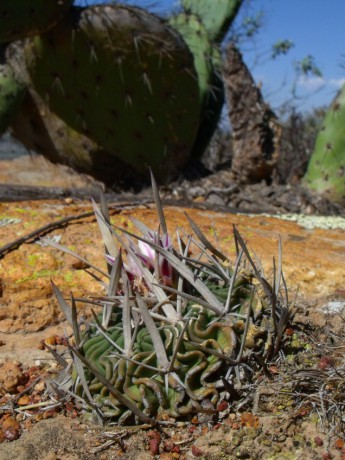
[25,5,201,177]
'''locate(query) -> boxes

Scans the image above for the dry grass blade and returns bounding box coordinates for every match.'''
[178,227,230,281]
[148,242,225,315]
[271,257,278,337]
[71,294,81,347]
[275,237,283,297]
[224,248,244,314]
[108,349,162,374]
[67,342,104,424]
[153,283,224,313]
[45,343,69,369]
[130,217,152,236]
[237,287,254,361]
[136,293,170,371]
[168,320,189,373]
[122,272,132,355]
[103,250,123,328]
[93,321,124,354]
[176,233,191,317]
[52,281,74,329]
[150,169,167,234]
[47,239,109,278]
[184,212,227,262]
[91,199,118,259]
[233,226,273,302]
[83,269,108,289]
[70,346,157,425]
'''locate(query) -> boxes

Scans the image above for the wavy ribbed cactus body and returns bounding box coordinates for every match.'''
[0,0,73,43]
[0,63,25,134]
[71,269,271,422]
[76,307,237,420]
[181,0,243,42]
[25,5,201,178]
[304,85,345,204]
[51,178,291,424]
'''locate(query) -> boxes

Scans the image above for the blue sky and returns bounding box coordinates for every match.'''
[76,0,345,112]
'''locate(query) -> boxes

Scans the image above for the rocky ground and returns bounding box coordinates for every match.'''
[0,141,344,459]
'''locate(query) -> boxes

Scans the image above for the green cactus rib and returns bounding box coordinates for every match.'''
[73,281,271,422]
[0,0,73,43]
[181,0,244,43]
[25,5,201,177]
[304,85,345,204]
[0,63,25,135]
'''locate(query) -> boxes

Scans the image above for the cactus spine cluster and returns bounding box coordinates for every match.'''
[303,85,345,204]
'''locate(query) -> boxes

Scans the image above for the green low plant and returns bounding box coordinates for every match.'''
[49,174,293,425]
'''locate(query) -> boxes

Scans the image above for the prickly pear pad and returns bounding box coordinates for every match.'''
[304,85,345,204]
[182,0,243,42]
[25,5,201,177]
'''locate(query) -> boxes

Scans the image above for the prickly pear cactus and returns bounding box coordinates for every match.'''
[304,85,345,204]
[181,0,243,42]
[25,5,201,177]
[0,63,25,135]
[0,0,73,43]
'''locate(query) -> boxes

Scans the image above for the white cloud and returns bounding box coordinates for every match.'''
[297,76,345,90]
[297,76,325,90]
[329,78,345,88]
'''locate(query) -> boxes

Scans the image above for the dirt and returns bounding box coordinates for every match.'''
[0,152,344,459]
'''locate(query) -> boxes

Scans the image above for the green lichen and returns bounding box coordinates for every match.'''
[26,253,39,267]
[15,269,59,284]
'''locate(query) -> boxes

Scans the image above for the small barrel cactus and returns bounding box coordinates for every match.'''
[50,176,292,425]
